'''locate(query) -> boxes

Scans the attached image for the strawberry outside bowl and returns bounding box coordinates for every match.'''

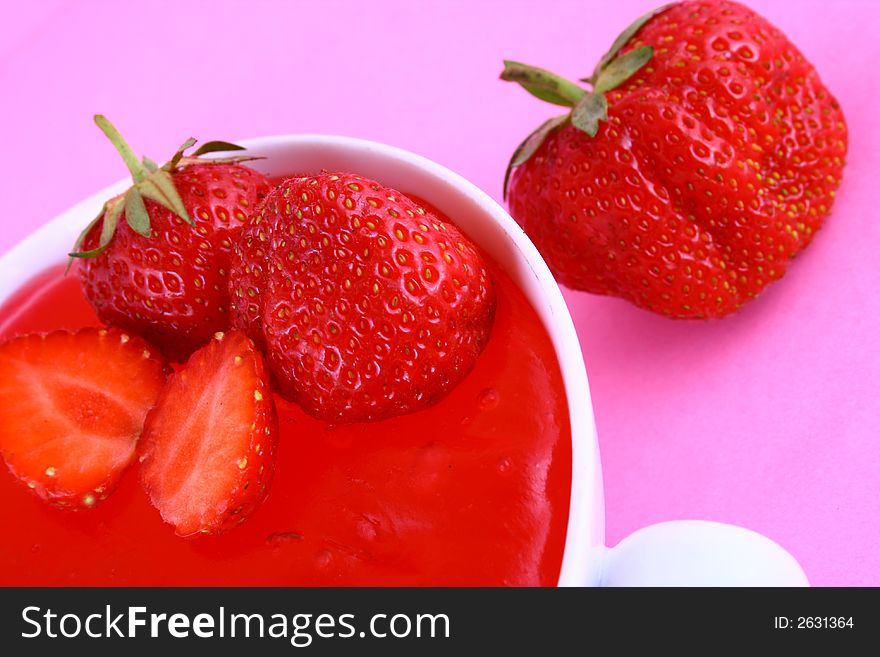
[0,134,808,586]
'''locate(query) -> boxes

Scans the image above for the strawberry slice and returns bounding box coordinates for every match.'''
[0,327,166,509]
[139,330,277,536]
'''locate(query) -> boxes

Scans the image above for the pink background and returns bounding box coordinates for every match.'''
[1,0,877,586]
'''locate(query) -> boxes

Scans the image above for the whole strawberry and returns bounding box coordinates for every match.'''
[502,0,847,318]
[230,172,496,423]
[73,116,270,359]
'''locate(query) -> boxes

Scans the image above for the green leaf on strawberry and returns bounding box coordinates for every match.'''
[592,45,653,94]
[69,115,260,259]
[192,140,247,157]
[124,188,152,238]
[503,114,568,201]
[570,93,608,138]
[585,2,674,84]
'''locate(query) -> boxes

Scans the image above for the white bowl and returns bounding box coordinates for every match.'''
[0,135,808,586]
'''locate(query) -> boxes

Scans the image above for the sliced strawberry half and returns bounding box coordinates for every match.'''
[139,330,278,536]
[0,327,167,509]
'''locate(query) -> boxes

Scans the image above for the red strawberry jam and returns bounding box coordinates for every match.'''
[0,226,571,587]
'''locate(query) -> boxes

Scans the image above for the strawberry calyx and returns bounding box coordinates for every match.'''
[68,115,261,263]
[500,2,674,198]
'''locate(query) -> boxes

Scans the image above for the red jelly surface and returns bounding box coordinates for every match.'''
[0,260,571,585]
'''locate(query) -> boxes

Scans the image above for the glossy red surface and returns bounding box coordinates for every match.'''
[0,262,571,585]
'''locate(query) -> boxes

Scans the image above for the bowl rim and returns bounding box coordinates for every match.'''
[0,133,602,586]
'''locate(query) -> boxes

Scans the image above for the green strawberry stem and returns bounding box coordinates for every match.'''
[94,115,148,184]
